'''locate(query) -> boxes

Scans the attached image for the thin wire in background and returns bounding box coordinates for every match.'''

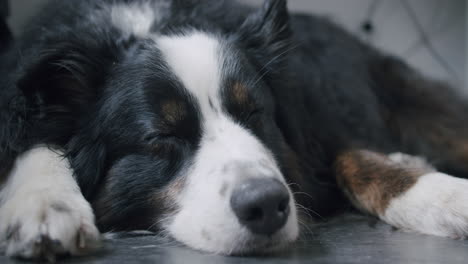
[362,0,463,85]
[400,0,461,84]
[361,0,383,42]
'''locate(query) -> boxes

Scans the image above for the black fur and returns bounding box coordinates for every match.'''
[0,0,10,52]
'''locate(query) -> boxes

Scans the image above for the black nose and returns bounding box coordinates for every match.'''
[230,178,290,235]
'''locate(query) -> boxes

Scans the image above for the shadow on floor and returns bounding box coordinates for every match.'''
[2,213,468,264]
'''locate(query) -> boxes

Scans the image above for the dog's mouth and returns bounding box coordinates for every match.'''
[162,207,299,256]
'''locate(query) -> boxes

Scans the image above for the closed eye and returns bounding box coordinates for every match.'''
[143,132,177,145]
[143,131,187,157]
[245,108,264,123]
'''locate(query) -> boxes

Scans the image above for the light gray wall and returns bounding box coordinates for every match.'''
[7,0,467,89]
[242,0,466,89]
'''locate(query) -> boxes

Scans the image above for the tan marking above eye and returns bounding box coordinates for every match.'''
[161,101,187,124]
[231,82,249,104]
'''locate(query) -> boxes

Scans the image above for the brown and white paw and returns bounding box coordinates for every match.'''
[0,190,101,261]
[382,171,468,239]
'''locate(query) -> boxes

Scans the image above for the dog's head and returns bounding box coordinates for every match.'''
[19,0,300,255]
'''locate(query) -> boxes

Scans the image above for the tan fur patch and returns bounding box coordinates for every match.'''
[162,101,186,124]
[335,150,431,215]
[152,176,186,213]
[231,82,249,104]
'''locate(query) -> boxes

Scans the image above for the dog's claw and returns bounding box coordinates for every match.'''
[78,230,86,249]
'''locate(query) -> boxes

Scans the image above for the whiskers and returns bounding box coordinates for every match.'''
[296,218,316,243]
[292,190,324,220]
[103,216,183,250]
[294,202,323,220]
[294,202,323,243]
[148,231,182,249]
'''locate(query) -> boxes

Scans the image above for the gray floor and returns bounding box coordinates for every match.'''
[2,213,468,263]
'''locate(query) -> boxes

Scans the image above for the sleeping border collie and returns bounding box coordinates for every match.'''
[1,0,468,260]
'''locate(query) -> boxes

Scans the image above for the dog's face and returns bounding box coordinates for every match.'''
[20,0,299,255]
[157,32,299,253]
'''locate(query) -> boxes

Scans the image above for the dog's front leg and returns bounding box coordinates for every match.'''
[335,150,468,239]
[0,146,101,261]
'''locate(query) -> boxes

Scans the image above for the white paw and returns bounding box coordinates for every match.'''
[383,172,468,239]
[0,190,101,261]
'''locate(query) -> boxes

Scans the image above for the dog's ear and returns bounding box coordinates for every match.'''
[236,0,291,74]
[15,37,123,195]
[17,39,120,118]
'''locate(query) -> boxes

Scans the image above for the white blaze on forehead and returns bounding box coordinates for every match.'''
[157,32,272,162]
[157,32,223,116]
[109,1,170,37]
